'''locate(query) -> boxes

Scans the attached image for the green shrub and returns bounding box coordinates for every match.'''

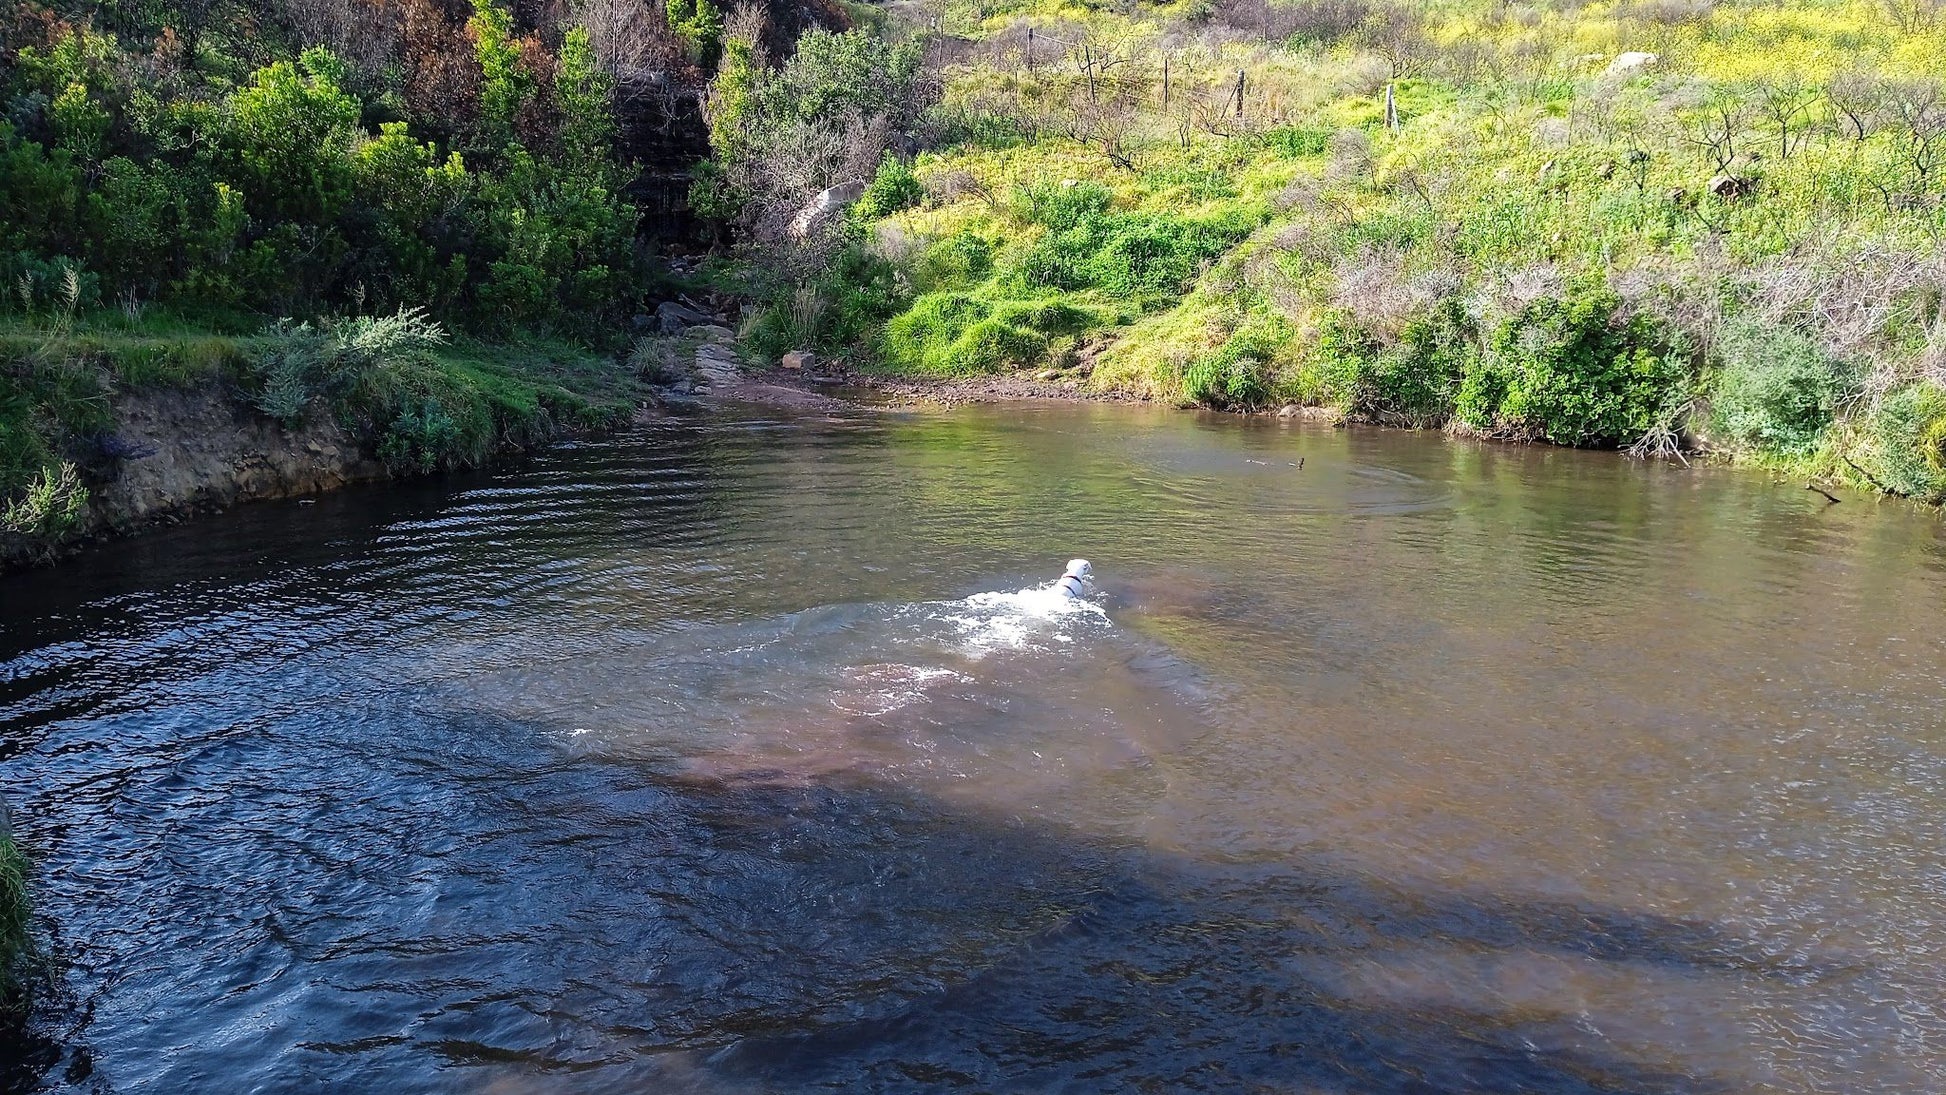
[1709,318,1856,456]
[0,124,83,261]
[1015,210,1254,303]
[1184,317,1291,409]
[761,31,928,134]
[1857,382,1946,503]
[1315,300,1475,427]
[856,155,925,219]
[1012,180,1114,231]
[912,231,994,291]
[252,306,455,436]
[255,329,323,425]
[1458,287,1685,447]
[1,460,86,536]
[882,291,993,369]
[467,0,532,145]
[555,27,618,166]
[218,48,361,223]
[666,0,725,66]
[1,254,97,314]
[946,318,1046,373]
[880,292,1052,374]
[379,398,466,472]
[0,830,27,1003]
[1374,318,1471,428]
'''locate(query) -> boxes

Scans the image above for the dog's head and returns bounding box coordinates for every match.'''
[1063,559,1093,581]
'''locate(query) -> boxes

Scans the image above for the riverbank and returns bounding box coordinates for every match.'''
[0,313,658,574]
[708,0,1946,509]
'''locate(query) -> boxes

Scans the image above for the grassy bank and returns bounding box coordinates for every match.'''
[2,306,642,550]
[722,0,1946,505]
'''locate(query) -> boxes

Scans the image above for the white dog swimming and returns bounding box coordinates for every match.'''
[1055,558,1093,599]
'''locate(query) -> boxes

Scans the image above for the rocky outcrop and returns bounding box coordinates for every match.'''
[789,181,866,238]
[1605,51,1659,77]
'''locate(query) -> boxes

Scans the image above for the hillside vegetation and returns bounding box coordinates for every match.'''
[0,0,732,545]
[723,0,1946,501]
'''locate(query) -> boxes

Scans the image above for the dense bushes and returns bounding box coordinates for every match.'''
[1016,207,1258,302]
[0,6,639,333]
[1184,317,1290,408]
[804,0,1946,503]
[1456,289,1686,448]
[1854,382,1946,503]
[743,232,907,358]
[698,20,930,245]
[855,154,924,219]
[1709,320,1858,456]
[242,307,635,473]
[0,2,655,533]
[1306,300,1473,426]
[845,181,1254,375]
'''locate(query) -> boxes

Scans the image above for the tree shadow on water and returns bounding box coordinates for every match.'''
[672,777,1773,1095]
[1,707,1832,1095]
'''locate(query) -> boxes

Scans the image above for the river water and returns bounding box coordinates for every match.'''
[3,402,1944,1093]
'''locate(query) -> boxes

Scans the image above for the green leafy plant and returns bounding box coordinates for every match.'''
[855,155,925,219]
[666,0,725,65]
[1,460,87,536]
[1854,382,1946,502]
[1709,318,1857,456]
[1458,287,1685,447]
[1309,300,1475,426]
[379,397,465,473]
[1184,317,1291,409]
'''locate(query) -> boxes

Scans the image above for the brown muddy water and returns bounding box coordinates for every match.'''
[2,402,1944,1093]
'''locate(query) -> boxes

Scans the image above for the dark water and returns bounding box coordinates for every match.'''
[4,402,1945,1093]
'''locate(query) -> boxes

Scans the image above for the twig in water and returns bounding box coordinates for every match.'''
[1804,483,1841,504]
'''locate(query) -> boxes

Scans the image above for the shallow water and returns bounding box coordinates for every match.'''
[4,402,1945,1093]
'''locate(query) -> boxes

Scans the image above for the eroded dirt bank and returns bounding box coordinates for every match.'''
[1,385,390,573]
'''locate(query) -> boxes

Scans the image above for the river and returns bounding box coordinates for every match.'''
[3,401,1944,1093]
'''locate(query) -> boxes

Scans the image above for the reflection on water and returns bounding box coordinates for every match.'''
[3,403,1945,1093]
